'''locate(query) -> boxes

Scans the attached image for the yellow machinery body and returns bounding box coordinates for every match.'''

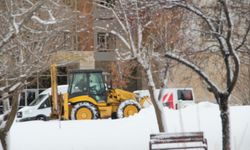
[63,88,139,120]
[49,64,145,120]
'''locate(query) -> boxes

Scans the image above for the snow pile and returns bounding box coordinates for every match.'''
[8,102,250,150]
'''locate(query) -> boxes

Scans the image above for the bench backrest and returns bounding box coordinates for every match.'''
[149,132,208,150]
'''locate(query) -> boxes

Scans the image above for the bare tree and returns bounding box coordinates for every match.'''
[95,0,170,132]
[0,0,84,149]
[153,0,250,150]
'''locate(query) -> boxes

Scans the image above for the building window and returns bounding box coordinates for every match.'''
[97,32,116,51]
[99,0,115,7]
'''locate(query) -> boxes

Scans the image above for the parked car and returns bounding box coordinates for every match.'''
[16,85,68,121]
[133,88,195,109]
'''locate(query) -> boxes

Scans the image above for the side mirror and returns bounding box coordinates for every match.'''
[105,83,112,90]
[107,84,112,89]
[43,104,48,108]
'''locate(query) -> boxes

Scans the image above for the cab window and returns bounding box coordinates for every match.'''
[89,73,105,95]
[69,73,88,94]
[89,73,106,102]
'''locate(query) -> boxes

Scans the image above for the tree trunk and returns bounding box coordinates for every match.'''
[0,92,20,150]
[0,131,7,150]
[144,68,167,132]
[148,86,166,132]
[219,96,231,150]
[2,93,10,112]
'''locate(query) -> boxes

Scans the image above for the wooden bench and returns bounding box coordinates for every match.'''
[149,132,208,150]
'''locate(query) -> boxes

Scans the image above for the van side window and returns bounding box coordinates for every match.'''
[38,98,51,109]
[177,90,193,101]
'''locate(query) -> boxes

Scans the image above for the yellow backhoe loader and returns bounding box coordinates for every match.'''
[50,64,148,120]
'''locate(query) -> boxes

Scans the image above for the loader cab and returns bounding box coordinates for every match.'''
[68,70,107,102]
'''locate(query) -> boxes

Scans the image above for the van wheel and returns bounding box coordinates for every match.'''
[71,102,99,120]
[36,115,47,121]
[117,100,141,119]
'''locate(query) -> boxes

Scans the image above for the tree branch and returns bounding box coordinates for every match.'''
[235,24,250,51]
[165,52,222,95]
[219,0,232,43]
[0,0,46,50]
[167,1,217,32]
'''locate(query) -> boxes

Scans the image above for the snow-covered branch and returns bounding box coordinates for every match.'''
[135,0,143,51]
[165,52,222,95]
[0,0,46,50]
[115,49,135,61]
[235,24,250,51]
[117,0,137,54]
[219,0,232,43]
[95,1,128,34]
[31,15,56,25]
[165,0,217,32]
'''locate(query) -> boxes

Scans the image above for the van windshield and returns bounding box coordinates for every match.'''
[29,94,47,106]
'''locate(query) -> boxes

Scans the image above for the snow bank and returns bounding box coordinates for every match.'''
[8,102,250,150]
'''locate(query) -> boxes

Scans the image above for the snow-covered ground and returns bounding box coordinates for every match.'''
[8,102,250,150]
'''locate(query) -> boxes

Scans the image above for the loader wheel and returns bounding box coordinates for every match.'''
[71,102,99,120]
[117,100,141,119]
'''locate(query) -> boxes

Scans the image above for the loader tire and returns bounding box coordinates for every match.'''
[71,102,99,120]
[117,100,141,119]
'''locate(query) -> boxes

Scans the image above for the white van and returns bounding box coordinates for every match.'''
[133,88,195,109]
[16,85,68,121]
